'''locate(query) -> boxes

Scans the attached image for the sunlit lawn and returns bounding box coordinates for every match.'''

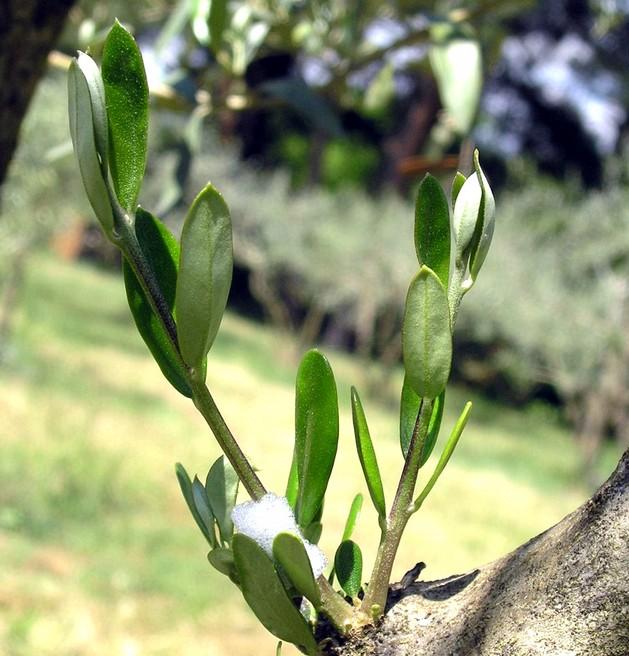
[0,253,618,656]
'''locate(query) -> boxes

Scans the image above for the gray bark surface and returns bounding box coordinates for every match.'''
[334,450,629,655]
[0,0,75,188]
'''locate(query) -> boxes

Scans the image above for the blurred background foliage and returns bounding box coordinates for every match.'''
[1,0,629,654]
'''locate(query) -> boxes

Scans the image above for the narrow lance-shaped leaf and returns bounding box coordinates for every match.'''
[273,532,321,608]
[420,390,445,467]
[334,540,363,599]
[68,60,113,234]
[411,402,472,513]
[123,207,193,397]
[451,171,466,207]
[232,534,318,654]
[176,183,233,371]
[101,20,149,211]
[295,350,339,528]
[350,388,386,519]
[285,451,299,510]
[175,463,215,546]
[205,455,239,544]
[400,380,445,464]
[468,151,496,281]
[192,476,218,547]
[342,493,363,542]
[415,173,451,288]
[75,52,108,172]
[402,266,452,399]
[452,172,482,257]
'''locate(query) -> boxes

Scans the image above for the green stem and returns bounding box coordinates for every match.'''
[189,377,266,500]
[317,575,356,633]
[115,211,266,501]
[360,399,433,617]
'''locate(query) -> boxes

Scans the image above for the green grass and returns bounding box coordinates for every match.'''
[0,252,622,656]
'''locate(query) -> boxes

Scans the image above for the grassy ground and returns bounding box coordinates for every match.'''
[0,253,620,656]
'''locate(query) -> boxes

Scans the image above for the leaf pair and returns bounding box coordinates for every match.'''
[232,534,318,655]
[293,350,340,531]
[175,456,239,550]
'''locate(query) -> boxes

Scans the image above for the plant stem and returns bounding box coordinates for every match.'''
[317,575,356,632]
[189,376,267,499]
[360,399,434,617]
[115,212,266,501]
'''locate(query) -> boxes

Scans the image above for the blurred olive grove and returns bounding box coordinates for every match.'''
[1,0,629,654]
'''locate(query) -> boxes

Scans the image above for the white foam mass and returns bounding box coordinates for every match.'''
[231,493,327,577]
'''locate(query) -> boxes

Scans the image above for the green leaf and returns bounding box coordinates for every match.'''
[334,540,363,599]
[420,391,445,467]
[399,382,445,464]
[302,522,323,545]
[412,402,472,513]
[102,20,149,210]
[68,59,114,234]
[452,171,482,257]
[192,476,218,547]
[273,532,321,608]
[175,463,215,546]
[294,350,339,528]
[207,547,238,581]
[402,266,452,399]
[468,151,496,281]
[429,28,482,135]
[205,456,239,544]
[285,451,299,510]
[210,0,228,51]
[342,494,363,542]
[232,534,318,653]
[75,52,108,172]
[414,174,451,288]
[176,183,233,370]
[399,375,420,458]
[451,171,466,207]
[123,207,193,397]
[350,388,386,519]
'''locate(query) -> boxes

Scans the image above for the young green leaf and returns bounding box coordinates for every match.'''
[451,171,466,207]
[350,388,386,519]
[342,493,363,542]
[399,374,420,458]
[175,183,233,371]
[334,540,363,599]
[420,390,445,467]
[123,207,193,397]
[402,266,452,399]
[411,401,472,513]
[75,52,108,172]
[205,455,239,544]
[68,59,113,234]
[192,476,218,547]
[207,547,237,581]
[101,20,149,211]
[452,172,482,257]
[414,173,451,288]
[294,350,340,528]
[285,450,299,510]
[273,532,321,608]
[232,534,318,653]
[175,463,215,546]
[468,151,496,281]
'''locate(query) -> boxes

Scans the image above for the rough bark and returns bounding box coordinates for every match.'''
[334,450,629,656]
[0,0,75,189]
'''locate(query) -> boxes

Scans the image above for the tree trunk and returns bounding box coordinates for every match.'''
[0,0,75,189]
[333,449,629,655]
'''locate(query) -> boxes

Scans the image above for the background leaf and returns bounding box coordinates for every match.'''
[294,350,339,528]
[101,20,149,210]
[232,534,318,653]
[123,207,192,397]
[402,266,452,399]
[273,532,321,607]
[350,388,386,519]
[415,173,451,287]
[175,183,233,370]
[67,60,113,234]
[205,455,239,544]
[334,540,363,599]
